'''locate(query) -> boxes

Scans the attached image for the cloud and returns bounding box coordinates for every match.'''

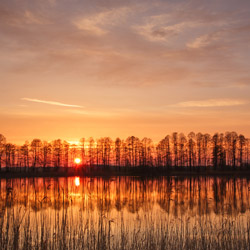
[135,24,177,42]
[187,30,226,49]
[134,16,193,42]
[73,7,130,35]
[73,14,107,36]
[172,99,248,108]
[23,11,47,25]
[66,109,119,117]
[21,98,83,108]
[0,0,250,90]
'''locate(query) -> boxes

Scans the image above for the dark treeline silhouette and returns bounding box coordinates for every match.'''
[0,132,250,172]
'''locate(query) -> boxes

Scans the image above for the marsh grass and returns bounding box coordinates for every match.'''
[0,205,250,250]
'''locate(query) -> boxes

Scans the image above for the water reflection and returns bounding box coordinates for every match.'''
[0,176,250,217]
[75,177,80,187]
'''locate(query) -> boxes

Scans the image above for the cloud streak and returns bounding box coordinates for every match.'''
[172,99,248,108]
[21,98,83,108]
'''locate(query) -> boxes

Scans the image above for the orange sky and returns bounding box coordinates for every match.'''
[1,0,250,144]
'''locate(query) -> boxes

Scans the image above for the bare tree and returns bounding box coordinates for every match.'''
[212,133,219,170]
[157,136,171,168]
[0,134,6,171]
[5,143,15,171]
[202,134,210,167]
[245,138,250,167]
[88,137,95,166]
[219,133,226,169]
[103,137,112,167]
[172,133,178,167]
[179,133,187,167]
[239,134,245,168]
[115,138,121,168]
[63,141,69,168]
[80,138,85,166]
[20,141,29,169]
[141,138,153,167]
[31,139,42,168]
[196,133,203,167]
[126,136,140,167]
[187,132,196,170]
[52,139,63,168]
[225,132,238,169]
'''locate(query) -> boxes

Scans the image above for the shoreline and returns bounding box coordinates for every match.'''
[1,166,250,179]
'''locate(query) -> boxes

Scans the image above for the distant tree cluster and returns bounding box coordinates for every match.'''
[0,132,249,170]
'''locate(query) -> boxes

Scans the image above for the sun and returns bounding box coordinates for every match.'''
[74,158,81,164]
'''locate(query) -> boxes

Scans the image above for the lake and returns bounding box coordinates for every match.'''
[0,176,250,249]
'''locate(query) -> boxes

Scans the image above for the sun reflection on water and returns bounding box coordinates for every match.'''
[75,177,80,187]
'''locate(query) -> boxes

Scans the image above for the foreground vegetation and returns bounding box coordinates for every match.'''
[0,205,250,250]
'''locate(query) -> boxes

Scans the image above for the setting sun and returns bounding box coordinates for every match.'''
[74,158,81,164]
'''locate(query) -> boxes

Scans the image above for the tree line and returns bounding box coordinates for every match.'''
[0,132,249,171]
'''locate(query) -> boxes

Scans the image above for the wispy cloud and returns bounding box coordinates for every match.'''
[66,109,118,117]
[21,98,83,108]
[133,11,201,43]
[187,31,223,49]
[134,23,177,42]
[172,99,248,108]
[24,11,46,25]
[73,7,130,35]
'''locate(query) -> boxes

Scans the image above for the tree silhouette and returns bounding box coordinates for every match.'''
[172,133,178,167]
[239,134,245,168]
[126,136,139,167]
[80,138,85,166]
[188,132,195,170]
[212,133,219,170]
[0,134,6,171]
[115,138,121,168]
[52,139,62,168]
[179,133,187,167]
[0,131,250,171]
[31,139,42,168]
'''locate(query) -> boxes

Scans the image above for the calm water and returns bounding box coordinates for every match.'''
[1,176,250,249]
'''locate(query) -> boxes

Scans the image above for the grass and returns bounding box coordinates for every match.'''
[1,208,250,250]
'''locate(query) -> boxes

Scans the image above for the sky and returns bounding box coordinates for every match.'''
[1,0,250,144]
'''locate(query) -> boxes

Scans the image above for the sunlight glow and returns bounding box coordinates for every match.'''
[74,158,81,164]
[68,140,80,145]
